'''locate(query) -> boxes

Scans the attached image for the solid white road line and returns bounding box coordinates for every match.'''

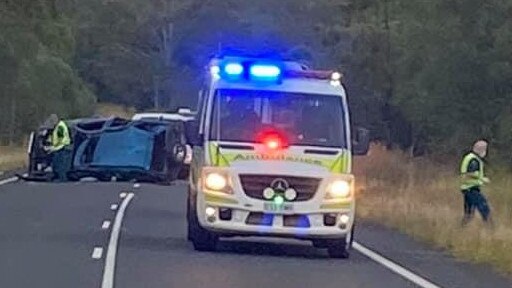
[110,204,118,211]
[101,193,134,288]
[92,247,104,259]
[353,242,442,288]
[0,177,18,186]
[102,221,111,230]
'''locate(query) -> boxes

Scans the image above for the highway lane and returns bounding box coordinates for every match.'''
[1,180,511,288]
[116,184,416,288]
[0,181,132,288]
[116,183,512,288]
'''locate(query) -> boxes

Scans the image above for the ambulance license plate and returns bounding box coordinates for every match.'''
[263,202,294,213]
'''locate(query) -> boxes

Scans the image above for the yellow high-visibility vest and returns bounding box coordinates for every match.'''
[51,120,71,151]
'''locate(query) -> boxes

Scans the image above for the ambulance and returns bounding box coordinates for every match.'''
[185,56,369,258]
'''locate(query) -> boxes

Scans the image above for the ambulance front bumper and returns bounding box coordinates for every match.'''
[197,192,354,239]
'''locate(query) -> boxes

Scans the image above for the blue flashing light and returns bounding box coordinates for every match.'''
[224,62,244,76]
[261,214,274,226]
[249,64,281,80]
[296,215,311,228]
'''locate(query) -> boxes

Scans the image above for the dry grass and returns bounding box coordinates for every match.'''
[0,146,27,172]
[95,103,136,119]
[355,144,512,274]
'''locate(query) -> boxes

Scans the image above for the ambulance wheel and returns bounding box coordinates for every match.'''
[188,198,218,251]
[348,223,355,249]
[186,192,192,241]
[327,238,350,259]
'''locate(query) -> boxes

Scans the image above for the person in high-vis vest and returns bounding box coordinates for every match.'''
[460,140,491,225]
[45,114,72,181]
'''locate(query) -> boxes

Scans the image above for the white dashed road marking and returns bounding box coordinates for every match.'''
[119,192,127,198]
[0,177,18,186]
[353,242,442,288]
[102,221,111,230]
[91,247,104,259]
[110,204,118,211]
[101,193,135,288]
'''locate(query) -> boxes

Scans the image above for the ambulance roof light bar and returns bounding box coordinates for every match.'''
[208,57,342,84]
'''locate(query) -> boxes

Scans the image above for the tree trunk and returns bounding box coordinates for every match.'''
[8,97,16,145]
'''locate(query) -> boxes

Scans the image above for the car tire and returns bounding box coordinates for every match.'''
[188,194,218,252]
[327,238,350,259]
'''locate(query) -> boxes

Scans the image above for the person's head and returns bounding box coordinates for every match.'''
[46,114,59,127]
[472,140,488,158]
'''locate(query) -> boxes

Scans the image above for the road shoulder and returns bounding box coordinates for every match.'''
[356,221,512,288]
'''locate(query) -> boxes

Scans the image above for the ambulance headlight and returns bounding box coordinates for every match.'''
[202,169,232,194]
[205,173,228,191]
[327,180,351,198]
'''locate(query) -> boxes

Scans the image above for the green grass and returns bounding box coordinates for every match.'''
[355,144,512,274]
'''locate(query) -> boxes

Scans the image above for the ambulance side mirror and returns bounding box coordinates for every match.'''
[352,127,370,156]
[184,120,202,147]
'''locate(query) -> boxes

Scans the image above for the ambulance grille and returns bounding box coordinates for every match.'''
[239,175,321,202]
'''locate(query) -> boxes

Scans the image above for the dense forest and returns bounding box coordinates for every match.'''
[1,0,511,160]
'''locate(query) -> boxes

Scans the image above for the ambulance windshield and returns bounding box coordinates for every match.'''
[210,89,347,148]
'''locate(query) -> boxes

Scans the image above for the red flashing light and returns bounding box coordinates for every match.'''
[256,129,289,150]
[265,137,281,150]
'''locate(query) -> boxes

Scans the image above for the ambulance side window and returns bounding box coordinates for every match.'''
[198,87,209,135]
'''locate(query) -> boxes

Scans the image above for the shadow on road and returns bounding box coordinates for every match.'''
[216,239,328,259]
[120,233,328,259]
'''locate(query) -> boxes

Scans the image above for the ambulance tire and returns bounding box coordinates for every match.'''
[327,238,350,259]
[348,223,355,249]
[188,197,218,252]
[186,192,192,241]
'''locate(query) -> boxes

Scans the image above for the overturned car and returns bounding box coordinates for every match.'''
[25,117,187,184]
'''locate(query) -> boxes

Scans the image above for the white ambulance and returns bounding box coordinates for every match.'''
[185,56,369,258]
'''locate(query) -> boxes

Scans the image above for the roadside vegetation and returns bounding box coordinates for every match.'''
[95,103,136,119]
[0,146,26,172]
[355,145,512,274]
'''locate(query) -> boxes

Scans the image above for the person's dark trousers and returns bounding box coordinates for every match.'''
[52,147,72,182]
[461,186,491,225]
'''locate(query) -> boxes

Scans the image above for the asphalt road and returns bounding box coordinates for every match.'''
[0,179,511,288]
